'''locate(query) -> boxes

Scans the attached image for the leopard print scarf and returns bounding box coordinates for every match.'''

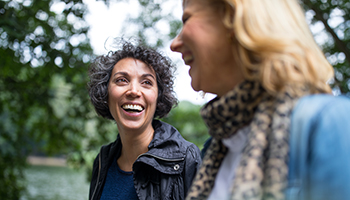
[186,81,307,200]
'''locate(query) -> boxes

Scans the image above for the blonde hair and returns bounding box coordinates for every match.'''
[218,0,333,94]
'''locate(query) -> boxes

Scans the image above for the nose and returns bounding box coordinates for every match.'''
[170,31,183,52]
[126,83,141,98]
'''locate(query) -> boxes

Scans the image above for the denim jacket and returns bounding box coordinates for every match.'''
[287,94,350,200]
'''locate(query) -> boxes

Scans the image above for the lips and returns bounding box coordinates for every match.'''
[121,104,144,113]
[183,54,194,65]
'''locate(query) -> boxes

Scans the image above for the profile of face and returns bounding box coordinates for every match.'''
[170,0,244,97]
[108,58,158,133]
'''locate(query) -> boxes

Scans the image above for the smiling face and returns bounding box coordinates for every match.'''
[108,58,158,134]
[170,0,244,97]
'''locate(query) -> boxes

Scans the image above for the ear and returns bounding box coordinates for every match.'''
[221,1,235,30]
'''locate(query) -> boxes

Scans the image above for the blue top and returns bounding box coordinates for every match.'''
[100,158,138,200]
[287,94,350,200]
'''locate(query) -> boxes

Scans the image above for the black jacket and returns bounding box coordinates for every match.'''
[89,120,202,200]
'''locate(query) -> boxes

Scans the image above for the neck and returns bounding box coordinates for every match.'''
[117,125,154,172]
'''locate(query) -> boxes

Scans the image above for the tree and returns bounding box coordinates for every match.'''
[163,101,210,149]
[0,0,95,198]
[300,0,350,94]
[116,0,182,49]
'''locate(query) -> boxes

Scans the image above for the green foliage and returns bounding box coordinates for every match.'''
[0,0,94,198]
[163,101,210,149]
[67,117,118,181]
[116,0,181,49]
[301,0,350,94]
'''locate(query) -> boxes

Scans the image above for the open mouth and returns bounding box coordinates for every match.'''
[183,54,194,65]
[122,104,144,113]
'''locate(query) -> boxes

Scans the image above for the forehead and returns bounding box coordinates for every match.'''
[183,0,200,7]
[182,0,189,7]
[114,58,154,73]
[183,0,214,10]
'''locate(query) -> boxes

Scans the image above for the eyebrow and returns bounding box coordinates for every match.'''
[183,0,193,8]
[112,72,156,80]
[141,73,156,80]
[112,72,127,77]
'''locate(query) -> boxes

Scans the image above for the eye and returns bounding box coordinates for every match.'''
[182,17,188,24]
[182,14,189,24]
[142,80,153,86]
[115,77,128,84]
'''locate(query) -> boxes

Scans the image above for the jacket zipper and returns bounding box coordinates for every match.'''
[90,152,101,200]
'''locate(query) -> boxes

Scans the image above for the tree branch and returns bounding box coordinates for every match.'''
[304,0,350,65]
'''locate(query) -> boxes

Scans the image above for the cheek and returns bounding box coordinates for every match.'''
[107,88,121,108]
[148,89,159,110]
[182,23,198,44]
[151,91,159,106]
[107,94,116,111]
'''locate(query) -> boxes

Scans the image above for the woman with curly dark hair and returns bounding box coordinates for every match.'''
[88,39,201,200]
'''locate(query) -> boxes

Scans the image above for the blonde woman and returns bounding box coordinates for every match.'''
[170,0,350,199]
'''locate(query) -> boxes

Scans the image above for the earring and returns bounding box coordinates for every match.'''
[199,91,206,99]
[227,32,235,43]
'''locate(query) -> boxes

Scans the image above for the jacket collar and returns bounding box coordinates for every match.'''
[147,119,187,159]
[100,119,188,165]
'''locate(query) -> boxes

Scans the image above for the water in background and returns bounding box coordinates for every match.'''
[21,165,90,200]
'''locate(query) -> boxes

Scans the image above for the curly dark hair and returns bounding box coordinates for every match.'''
[88,38,178,120]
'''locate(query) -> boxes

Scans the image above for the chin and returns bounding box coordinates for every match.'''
[190,81,201,92]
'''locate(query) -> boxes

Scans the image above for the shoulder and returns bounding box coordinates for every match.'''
[101,137,121,157]
[153,120,198,147]
[293,94,350,111]
[289,95,350,199]
[292,94,350,124]
[92,137,122,170]
[290,94,350,165]
[151,120,201,158]
[291,94,350,144]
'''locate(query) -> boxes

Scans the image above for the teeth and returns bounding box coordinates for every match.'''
[183,55,194,65]
[122,104,143,111]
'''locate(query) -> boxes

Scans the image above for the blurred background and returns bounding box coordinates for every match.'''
[0,0,349,199]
